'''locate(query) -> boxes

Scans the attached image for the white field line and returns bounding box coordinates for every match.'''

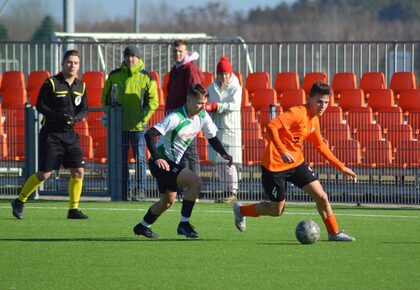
[1,206,420,219]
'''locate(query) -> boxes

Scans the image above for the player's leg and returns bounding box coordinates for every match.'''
[233,166,287,231]
[67,167,88,219]
[11,171,52,219]
[302,180,355,241]
[176,168,202,238]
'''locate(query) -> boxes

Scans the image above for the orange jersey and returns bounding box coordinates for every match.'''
[262,105,344,172]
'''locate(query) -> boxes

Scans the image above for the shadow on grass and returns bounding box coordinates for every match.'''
[0,237,221,242]
[256,241,299,246]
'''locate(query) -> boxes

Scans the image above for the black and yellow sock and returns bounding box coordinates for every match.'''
[68,177,83,209]
[18,174,43,203]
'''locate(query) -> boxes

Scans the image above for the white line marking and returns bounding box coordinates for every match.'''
[1,206,419,219]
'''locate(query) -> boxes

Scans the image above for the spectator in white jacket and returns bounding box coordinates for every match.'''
[206,56,242,202]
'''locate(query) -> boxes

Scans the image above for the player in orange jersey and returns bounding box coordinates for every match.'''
[233,81,357,241]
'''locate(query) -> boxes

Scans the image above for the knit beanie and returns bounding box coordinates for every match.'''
[216,56,233,75]
[123,46,140,58]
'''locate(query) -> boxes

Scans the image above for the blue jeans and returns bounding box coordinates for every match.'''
[122,131,146,199]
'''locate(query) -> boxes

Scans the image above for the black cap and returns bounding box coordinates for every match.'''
[123,46,140,57]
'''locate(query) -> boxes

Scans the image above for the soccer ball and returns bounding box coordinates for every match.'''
[295,220,321,244]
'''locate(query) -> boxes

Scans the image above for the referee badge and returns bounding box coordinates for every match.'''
[74,96,82,106]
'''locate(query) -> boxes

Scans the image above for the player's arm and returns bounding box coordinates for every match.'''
[208,136,233,167]
[144,127,170,171]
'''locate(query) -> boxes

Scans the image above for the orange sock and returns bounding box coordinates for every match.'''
[322,214,339,236]
[240,204,259,217]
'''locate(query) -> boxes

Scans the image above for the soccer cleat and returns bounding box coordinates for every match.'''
[67,209,89,219]
[133,223,160,239]
[11,199,25,219]
[329,231,355,242]
[177,222,199,238]
[233,202,246,232]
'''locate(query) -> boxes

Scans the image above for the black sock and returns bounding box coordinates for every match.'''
[181,199,196,219]
[143,208,159,225]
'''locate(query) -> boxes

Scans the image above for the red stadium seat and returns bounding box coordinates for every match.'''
[27,70,51,106]
[242,138,266,166]
[338,89,364,111]
[363,140,393,167]
[302,72,327,95]
[398,89,420,112]
[394,140,420,168]
[234,71,243,87]
[273,72,299,99]
[359,72,385,97]
[162,72,170,98]
[376,106,403,130]
[331,72,357,99]
[354,123,383,148]
[280,89,306,111]
[346,107,373,130]
[150,71,161,89]
[202,71,214,89]
[0,71,25,94]
[367,89,394,111]
[323,123,351,146]
[197,136,211,165]
[245,72,270,101]
[82,71,105,108]
[320,106,344,129]
[386,124,413,149]
[333,139,362,166]
[389,72,416,99]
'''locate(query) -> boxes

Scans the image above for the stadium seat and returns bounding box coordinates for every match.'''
[242,138,266,166]
[302,72,327,95]
[386,124,413,149]
[337,89,364,111]
[376,106,403,130]
[7,133,25,161]
[150,71,161,89]
[273,72,299,99]
[241,105,257,126]
[367,89,394,111]
[79,134,94,160]
[27,70,51,106]
[162,72,170,98]
[251,89,278,130]
[0,134,7,159]
[1,87,27,108]
[303,140,328,167]
[241,88,250,107]
[234,71,243,87]
[407,110,420,132]
[389,72,416,99]
[93,135,107,163]
[354,123,383,148]
[0,71,25,94]
[359,72,385,97]
[82,71,105,108]
[147,104,165,128]
[157,88,165,106]
[398,89,420,112]
[346,106,373,130]
[202,71,215,89]
[323,123,351,146]
[197,136,211,165]
[245,72,270,100]
[280,89,306,111]
[333,139,362,166]
[0,74,2,88]
[363,140,393,167]
[331,72,357,99]
[75,119,90,136]
[242,120,262,141]
[320,106,344,129]
[394,140,420,168]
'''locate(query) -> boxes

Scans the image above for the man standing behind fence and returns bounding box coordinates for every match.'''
[102,45,159,201]
[165,40,204,178]
[11,49,89,219]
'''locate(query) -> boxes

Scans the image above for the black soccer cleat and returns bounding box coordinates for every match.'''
[133,223,160,239]
[67,209,89,219]
[177,222,199,238]
[11,199,24,219]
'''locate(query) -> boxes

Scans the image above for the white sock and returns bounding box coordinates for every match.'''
[180,215,190,223]
[140,220,151,228]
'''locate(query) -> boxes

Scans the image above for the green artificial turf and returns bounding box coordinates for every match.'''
[1,200,419,290]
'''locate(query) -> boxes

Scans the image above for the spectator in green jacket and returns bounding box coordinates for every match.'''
[102,46,159,201]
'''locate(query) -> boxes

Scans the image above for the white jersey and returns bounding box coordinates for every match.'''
[153,106,218,164]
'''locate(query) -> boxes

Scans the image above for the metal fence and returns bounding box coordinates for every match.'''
[0,39,419,205]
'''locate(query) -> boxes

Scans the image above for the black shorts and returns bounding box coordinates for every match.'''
[261,162,318,202]
[148,158,185,193]
[38,129,84,172]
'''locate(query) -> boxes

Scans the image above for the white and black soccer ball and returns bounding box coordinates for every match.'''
[295,220,321,244]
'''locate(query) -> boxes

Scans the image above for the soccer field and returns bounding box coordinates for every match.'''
[1,200,420,290]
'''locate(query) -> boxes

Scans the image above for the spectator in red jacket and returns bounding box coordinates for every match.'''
[165,40,204,179]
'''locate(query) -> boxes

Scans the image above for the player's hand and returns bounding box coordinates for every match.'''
[342,167,357,181]
[155,158,170,171]
[222,153,233,167]
[281,152,295,164]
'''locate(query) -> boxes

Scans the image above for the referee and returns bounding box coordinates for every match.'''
[11,50,89,220]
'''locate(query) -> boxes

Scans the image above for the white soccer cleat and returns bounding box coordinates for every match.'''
[329,231,355,242]
[233,202,246,232]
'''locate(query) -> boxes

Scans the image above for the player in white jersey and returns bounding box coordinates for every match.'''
[133,84,233,238]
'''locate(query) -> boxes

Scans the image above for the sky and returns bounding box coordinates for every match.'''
[2,0,296,23]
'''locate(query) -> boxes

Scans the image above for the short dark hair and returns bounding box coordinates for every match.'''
[62,50,80,63]
[187,84,208,99]
[309,81,332,98]
[173,39,188,49]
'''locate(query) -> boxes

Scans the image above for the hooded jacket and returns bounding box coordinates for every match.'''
[101,59,159,131]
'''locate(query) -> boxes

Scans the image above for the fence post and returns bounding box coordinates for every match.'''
[107,106,123,201]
